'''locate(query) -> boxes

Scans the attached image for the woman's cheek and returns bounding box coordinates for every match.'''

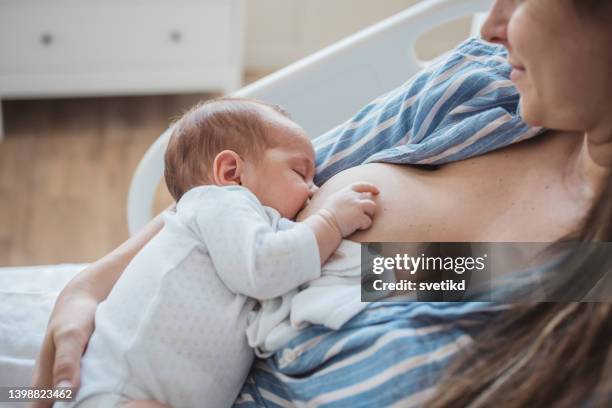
[506,0,538,59]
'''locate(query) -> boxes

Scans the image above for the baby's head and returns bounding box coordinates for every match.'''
[165,97,318,219]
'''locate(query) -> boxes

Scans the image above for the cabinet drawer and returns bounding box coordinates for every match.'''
[0,4,232,74]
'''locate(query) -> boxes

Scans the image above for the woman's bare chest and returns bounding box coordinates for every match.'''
[306,132,586,243]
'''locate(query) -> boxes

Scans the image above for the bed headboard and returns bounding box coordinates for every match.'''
[127,0,494,235]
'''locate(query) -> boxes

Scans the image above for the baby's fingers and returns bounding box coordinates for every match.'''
[359,199,377,218]
[349,182,380,195]
[358,214,374,231]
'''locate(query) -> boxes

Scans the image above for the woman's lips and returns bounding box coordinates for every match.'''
[509,63,526,81]
[508,56,526,81]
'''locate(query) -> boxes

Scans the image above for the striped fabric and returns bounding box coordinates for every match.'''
[313,37,542,186]
[233,38,542,407]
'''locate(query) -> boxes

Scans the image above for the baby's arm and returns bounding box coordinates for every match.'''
[303,182,379,265]
[189,187,327,299]
[192,184,377,299]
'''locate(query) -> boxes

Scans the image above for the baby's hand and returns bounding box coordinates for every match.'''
[318,182,379,237]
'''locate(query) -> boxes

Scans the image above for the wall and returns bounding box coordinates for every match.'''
[244,0,473,70]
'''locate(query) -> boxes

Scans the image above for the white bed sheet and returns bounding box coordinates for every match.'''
[0,264,85,395]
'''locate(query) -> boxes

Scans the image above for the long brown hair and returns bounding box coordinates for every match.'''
[426,1,612,406]
[428,175,612,408]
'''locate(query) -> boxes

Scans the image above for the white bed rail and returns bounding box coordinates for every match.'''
[127,0,493,235]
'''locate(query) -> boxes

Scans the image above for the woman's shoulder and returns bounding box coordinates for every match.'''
[313,37,539,185]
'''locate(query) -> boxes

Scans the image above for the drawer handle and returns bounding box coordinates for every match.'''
[40,33,54,46]
[169,30,182,43]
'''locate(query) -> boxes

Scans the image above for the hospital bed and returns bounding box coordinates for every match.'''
[0,0,492,397]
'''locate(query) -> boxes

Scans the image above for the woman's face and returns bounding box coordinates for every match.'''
[481,0,612,132]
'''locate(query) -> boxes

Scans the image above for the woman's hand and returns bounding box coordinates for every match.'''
[319,182,379,237]
[30,291,98,408]
[29,208,169,408]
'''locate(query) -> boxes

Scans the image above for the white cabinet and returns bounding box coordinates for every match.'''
[0,0,245,138]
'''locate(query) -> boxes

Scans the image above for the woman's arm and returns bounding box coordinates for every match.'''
[30,208,169,408]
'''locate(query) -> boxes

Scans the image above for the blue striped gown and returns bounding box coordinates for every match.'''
[234,38,543,407]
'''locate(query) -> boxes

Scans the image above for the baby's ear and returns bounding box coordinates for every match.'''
[212,150,243,186]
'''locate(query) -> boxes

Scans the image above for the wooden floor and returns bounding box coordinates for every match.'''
[0,93,218,266]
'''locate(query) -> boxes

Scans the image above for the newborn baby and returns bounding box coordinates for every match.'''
[57,98,378,408]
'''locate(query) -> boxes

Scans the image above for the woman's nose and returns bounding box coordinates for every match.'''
[480,0,513,47]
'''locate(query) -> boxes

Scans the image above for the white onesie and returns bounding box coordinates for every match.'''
[57,185,321,408]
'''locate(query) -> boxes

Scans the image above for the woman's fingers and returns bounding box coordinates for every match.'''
[30,332,56,408]
[51,327,87,391]
[349,182,380,195]
[29,327,86,408]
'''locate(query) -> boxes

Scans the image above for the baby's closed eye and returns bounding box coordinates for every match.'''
[294,169,307,179]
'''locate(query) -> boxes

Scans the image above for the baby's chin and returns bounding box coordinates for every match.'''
[294,205,309,222]
[296,197,319,222]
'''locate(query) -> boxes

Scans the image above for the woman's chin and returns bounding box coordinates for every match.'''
[518,99,544,128]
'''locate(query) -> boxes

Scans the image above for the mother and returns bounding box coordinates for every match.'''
[33,0,611,406]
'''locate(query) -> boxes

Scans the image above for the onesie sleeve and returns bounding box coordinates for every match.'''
[181,185,321,300]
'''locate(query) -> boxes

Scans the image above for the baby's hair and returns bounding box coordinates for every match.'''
[164,97,291,201]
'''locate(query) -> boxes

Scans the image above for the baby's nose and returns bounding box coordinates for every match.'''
[309,183,319,197]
